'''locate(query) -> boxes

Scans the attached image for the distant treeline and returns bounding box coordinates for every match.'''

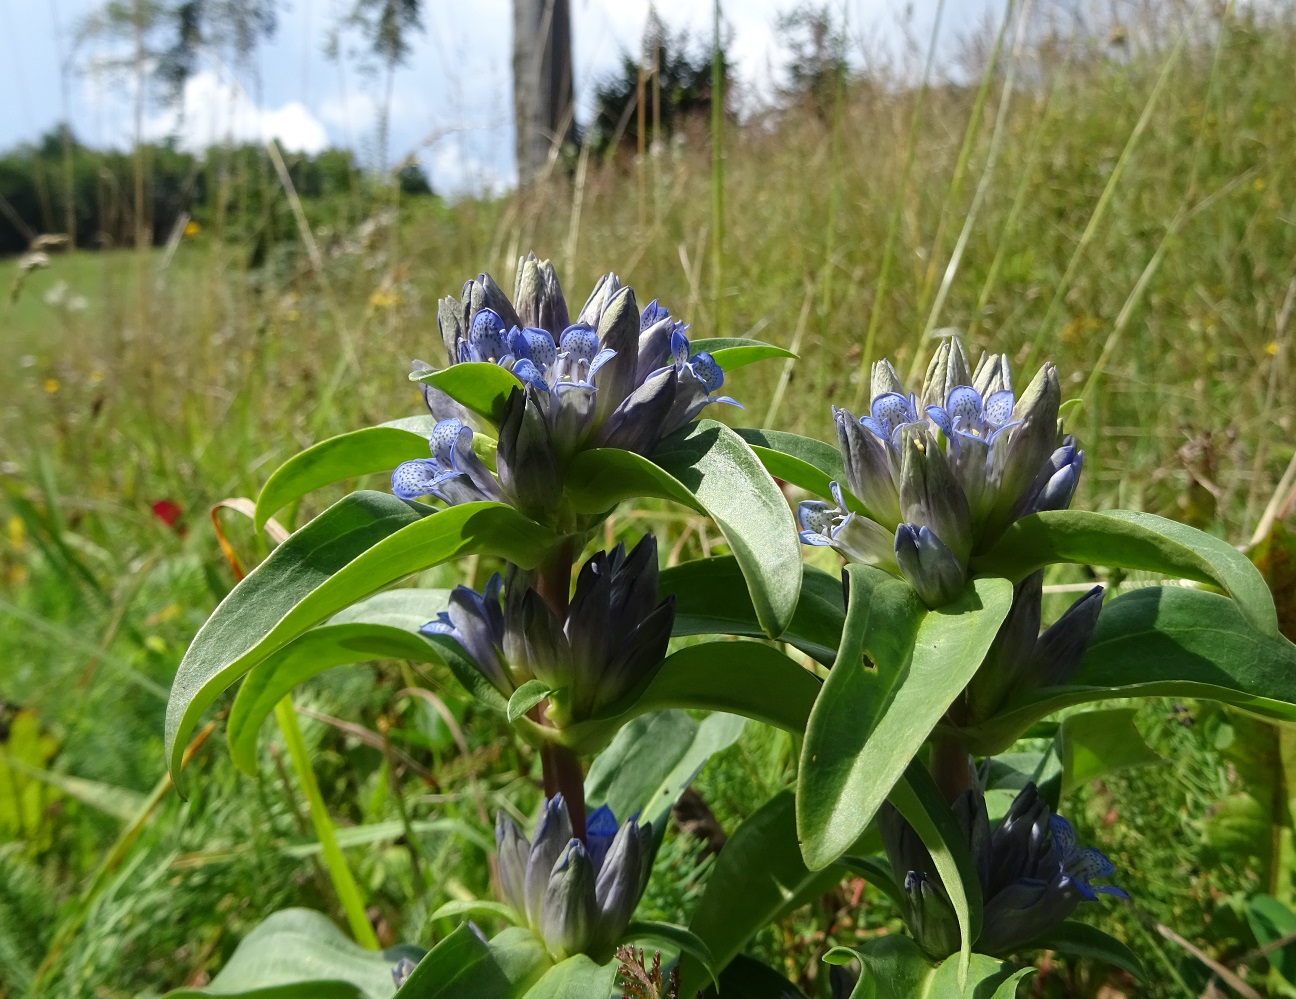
[0,127,434,257]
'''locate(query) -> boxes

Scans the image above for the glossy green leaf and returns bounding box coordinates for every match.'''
[1249,895,1296,986]
[837,854,903,908]
[662,555,845,665]
[227,589,453,773]
[828,936,1024,999]
[677,790,845,996]
[427,900,519,926]
[887,763,985,979]
[733,428,849,503]
[700,955,807,999]
[409,363,521,426]
[586,710,745,836]
[1058,707,1161,794]
[567,420,802,637]
[688,337,797,371]
[973,509,1277,637]
[254,418,439,531]
[1022,921,1145,981]
[163,908,422,998]
[391,925,548,999]
[965,586,1296,754]
[507,680,554,723]
[521,955,618,998]
[624,921,719,989]
[798,568,1013,870]
[166,493,556,792]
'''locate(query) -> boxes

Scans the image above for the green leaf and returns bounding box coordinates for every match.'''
[798,568,1013,870]
[973,509,1277,637]
[585,711,746,836]
[507,680,555,723]
[621,641,820,736]
[887,763,985,980]
[163,908,422,998]
[227,589,452,773]
[1058,708,1161,794]
[700,956,807,998]
[409,363,521,426]
[732,428,849,503]
[567,420,802,637]
[166,493,556,793]
[1022,921,1146,981]
[677,790,845,996]
[1,758,147,821]
[623,921,719,988]
[687,337,797,371]
[829,936,1023,999]
[520,955,618,998]
[254,419,439,531]
[1249,895,1296,986]
[966,586,1296,754]
[837,854,903,908]
[427,900,520,926]
[662,555,845,665]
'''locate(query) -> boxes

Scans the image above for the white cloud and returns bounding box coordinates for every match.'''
[144,70,329,153]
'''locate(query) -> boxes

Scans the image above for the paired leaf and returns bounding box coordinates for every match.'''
[409,363,520,425]
[1057,707,1161,795]
[798,568,1013,870]
[826,936,1029,999]
[166,493,556,792]
[967,586,1296,754]
[662,555,845,665]
[254,417,439,531]
[163,908,423,999]
[733,428,849,503]
[974,509,1277,636]
[1021,921,1145,980]
[567,420,802,637]
[687,337,797,371]
[677,790,846,996]
[507,680,555,723]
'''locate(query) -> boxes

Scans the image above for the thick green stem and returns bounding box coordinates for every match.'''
[530,543,587,841]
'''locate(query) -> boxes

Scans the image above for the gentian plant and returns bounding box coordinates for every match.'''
[163,254,1296,998]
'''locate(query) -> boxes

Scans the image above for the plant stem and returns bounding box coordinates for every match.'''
[274,697,380,949]
[930,734,971,805]
[530,543,587,840]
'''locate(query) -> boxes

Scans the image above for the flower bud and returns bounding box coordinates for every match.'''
[871,358,905,401]
[965,572,1043,721]
[524,795,573,928]
[576,272,623,327]
[539,839,598,958]
[834,407,902,527]
[899,427,972,564]
[919,337,972,409]
[1018,443,1084,517]
[987,363,1061,534]
[495,388,561,519]
[1029,585,1104,688]
[496,812,531,912]
[894,524,966,608]
[514,253,570,337]
[972,351,1012,398]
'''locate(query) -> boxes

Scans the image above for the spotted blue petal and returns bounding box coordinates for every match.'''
[512,358,550,392]
[470,308,507,359]
[391,459,449,500]
[688,352,724,393]
[671,328,690,367]
[984,389,1015,426]
[521,327,558,368]
[870,392,916,437]
[559,324,599,363]
[945,386,984,430]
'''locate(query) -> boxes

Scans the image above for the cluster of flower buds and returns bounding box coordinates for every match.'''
[799,336,1082,606]
[393,255,736,524]
[421,536,675,728]
[880,780,1126,959]
[496,795,653,960]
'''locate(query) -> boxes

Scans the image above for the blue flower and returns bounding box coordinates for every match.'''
[1049,814,1129,903]
[391,418,503,506]
[496,795,652,959]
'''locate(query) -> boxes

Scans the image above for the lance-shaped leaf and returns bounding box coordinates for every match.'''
[1019,921,1145,981]
[961,586,1296,755]
[686,337,797,371]
[733,427,851,505]
[162,908,424,999]
[566,421,802,637]
[798,567,1013,871]
[165,493,556,792]
[391,924,551,998]
[677,790,848,996]
[825,936,1032,999]
[661,555,845,665]
[973,509,1277,637]
[409,362,521,426]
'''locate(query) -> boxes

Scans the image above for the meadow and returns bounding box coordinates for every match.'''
[3,4,1296,996]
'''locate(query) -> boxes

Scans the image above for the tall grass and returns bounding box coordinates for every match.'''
[3,3,1296,996]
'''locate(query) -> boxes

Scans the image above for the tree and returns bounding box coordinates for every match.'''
[775,3,849,120]
[345,0,424,178]
[512,0,575,186]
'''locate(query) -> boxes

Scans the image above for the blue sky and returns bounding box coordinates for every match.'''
[0,0,1000,195]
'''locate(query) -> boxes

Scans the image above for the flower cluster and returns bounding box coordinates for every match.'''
[496,795,653,960]
[881,780,1127,959]
[799,336,1082,606]
[393,255,737,523]
[421,536,675,727]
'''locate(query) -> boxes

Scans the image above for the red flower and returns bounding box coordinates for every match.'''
[151,499,183,529]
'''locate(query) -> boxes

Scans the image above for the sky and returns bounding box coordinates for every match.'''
[0,0,1002,196]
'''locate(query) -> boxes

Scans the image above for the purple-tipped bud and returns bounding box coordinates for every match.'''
[391,957,418,988]
[495,812,530,913]
[539,839,598,958]
[894,524,966,608]
[1030,585,1104,688]
[514,253,570,336]
[919,336,972,409]
[899,427,973,564]
[871,358,906,402]
[1023,445,1084,515]
[524,794,573,928]
[834,406,902,527]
